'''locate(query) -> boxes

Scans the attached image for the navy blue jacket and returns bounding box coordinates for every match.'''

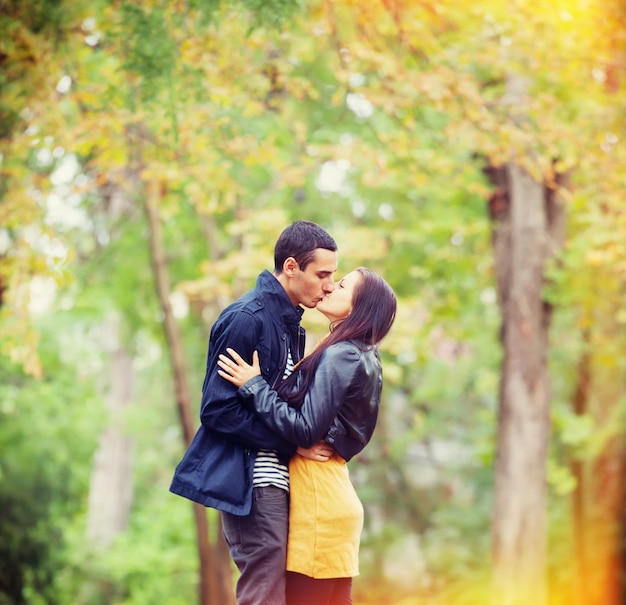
[169,270,305,515]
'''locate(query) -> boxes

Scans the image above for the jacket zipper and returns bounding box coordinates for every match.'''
[270,333,288,389]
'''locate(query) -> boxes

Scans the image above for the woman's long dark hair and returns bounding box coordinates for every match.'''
[277,267,397,404]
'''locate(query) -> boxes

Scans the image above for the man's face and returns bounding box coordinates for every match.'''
[286,248,338,308]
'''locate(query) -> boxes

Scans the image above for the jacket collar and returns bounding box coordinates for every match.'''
[256,270,304,325]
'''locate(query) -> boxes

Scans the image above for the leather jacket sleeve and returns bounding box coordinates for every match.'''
[199,308,297,456]
[238,341,380,459]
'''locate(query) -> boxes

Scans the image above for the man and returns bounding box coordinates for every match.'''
[170,220,338,605]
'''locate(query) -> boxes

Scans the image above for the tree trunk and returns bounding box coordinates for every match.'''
[145,192,234,605]
[571,332,591,605]
[586,292,626,605]
[592,5,626,601]
[86,316,134,550]
[487,162,566,605]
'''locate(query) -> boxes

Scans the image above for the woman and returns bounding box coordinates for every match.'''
[217,267,397,605]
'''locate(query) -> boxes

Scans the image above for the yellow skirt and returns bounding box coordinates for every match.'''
[287,453,364,579]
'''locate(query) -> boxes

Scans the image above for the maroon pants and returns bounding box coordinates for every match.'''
[286,571,352,605]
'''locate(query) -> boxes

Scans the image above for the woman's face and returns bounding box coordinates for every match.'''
[315,270,362,323]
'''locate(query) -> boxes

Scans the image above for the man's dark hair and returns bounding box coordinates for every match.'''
[274,220,337,273]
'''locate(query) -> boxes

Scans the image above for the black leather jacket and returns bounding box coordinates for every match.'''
[238,339,383,462]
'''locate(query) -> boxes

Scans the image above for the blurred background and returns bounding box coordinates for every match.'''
[1,1,624,604]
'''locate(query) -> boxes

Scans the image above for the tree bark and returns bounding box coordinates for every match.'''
[86,316,134,550]
[587,296,626,605]
[487,162,566,605]
[145,192,234,605]
[571,331,591,605]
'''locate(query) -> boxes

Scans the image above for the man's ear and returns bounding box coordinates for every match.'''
[283,257,298,276]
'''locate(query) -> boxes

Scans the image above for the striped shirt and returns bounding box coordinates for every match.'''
[252,349,295,491]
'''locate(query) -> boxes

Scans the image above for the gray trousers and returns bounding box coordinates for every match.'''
[222,486,289,605]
